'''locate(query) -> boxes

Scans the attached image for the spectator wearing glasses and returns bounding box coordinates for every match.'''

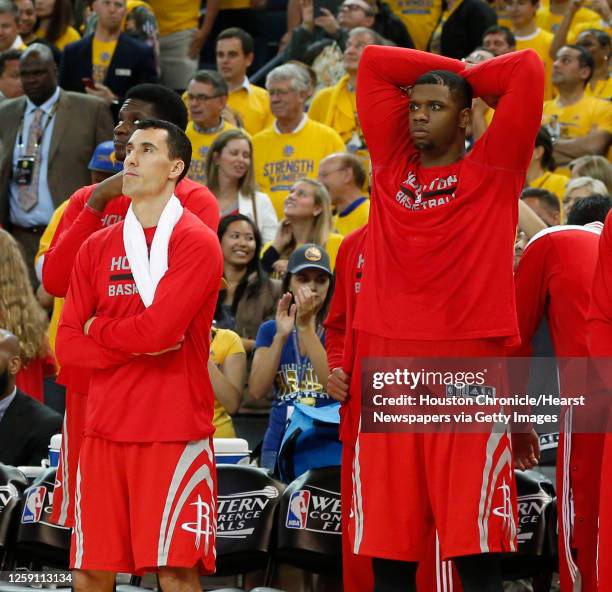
[186,69,237,186]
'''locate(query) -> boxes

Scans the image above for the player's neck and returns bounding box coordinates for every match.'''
[131,188,175,228]
[513,21,537,37]
[419,143,465,168]
[95,23,121,42]
[557,85,585,106]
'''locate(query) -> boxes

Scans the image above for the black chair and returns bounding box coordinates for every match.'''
[501,469,557,591]
[0,465,29,571]
[12,467,71,570]
[206,465,284,591]
[273,466,342,577]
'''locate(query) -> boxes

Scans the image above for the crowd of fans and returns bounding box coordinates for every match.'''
[0,0,611,479]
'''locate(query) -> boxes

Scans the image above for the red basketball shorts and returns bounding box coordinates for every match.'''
[598,432,612,590]
[50,389,87,528]
[348,332,517,562]
[70,436,217,574]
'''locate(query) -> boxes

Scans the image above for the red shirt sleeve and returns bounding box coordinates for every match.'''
[514,235,552,356]
[88,223,223,354]
[324,238,350,371]
[356,46,466,166]
[56,237,135,369]
[466,49,544,171]
[589,213,612,355]
[176,178,220,232]
[42,187,104,297]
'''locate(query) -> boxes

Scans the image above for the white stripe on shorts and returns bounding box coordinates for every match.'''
[58,413,70,525]
[352,419,364,554]
[73,463,84,569]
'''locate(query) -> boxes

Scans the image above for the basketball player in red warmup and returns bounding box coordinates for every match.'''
[346,46,544,591]
[43,85,219,529]
[587,209,612,591]
[56,120,222,591]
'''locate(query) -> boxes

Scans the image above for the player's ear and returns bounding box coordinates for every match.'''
[169,159,185,181]
[459,107,471,130]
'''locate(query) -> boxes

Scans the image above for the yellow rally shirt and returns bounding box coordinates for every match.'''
[536,4,600,34]
[210,328,245,438]
[147,0,199,36]
[252,117,346,218]
[586,77,612,101]
[37,25,80,50]
[227,83,274,136]
[334,197,370,236]
[186,120,237,185]
[384,0,443,50]
[92,38,118,84]
[515,29,555,100]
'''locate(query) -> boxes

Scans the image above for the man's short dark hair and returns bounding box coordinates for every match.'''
[564,44,595,84]
[413,70,473,110]
[0,49,21,77]
[521,188,561,213]
[483,25,516,48]
[582,28,611,48]
[125,84,188,131]
[216,27,254,55]
[135,119,192,183]
[535,127,556,172]
[192,69,228,96]
[566,193,612,225]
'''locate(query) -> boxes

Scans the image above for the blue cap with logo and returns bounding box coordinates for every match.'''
[88,141,123,174]
[287,243,332,276]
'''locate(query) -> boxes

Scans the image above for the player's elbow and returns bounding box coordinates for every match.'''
[41,260,69,298]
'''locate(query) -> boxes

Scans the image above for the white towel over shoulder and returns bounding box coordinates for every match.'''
[123,195,183,307]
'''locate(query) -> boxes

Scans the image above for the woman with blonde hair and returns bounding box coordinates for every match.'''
[563,176,609,219]
[0,230,54,401]
[261,178,343,277]
[570,155,612,193]
[205,128,278,242]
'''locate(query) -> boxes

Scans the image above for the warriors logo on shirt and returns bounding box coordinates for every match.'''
[395,170,458,211]
[283,145,295,157]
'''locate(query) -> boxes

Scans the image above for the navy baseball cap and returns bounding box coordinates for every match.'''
[287,243,332,276]
[88,141,123,173]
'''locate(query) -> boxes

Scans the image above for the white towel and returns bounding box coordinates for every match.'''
[123,195,184,307]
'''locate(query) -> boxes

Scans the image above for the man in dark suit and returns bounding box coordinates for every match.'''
[0,43,114,284]
[59,0,157,107]
[0,329,62,467]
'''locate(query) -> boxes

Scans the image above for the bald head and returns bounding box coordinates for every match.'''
[20,42,57,105]
[0,329,20,397]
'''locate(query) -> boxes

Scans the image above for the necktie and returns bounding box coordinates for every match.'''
[18,108,44,212]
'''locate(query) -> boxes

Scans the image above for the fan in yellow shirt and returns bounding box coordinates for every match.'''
[309,27,381,186]
[507,0,555,99]
[216,28,274,135]
[92,37,118,83]
[318,153,370,236]
[36,24,80,51]
[253,64,345,218]
[543,45,612,173]
[576,28,612,100]
[185,70,237,185]
[384,0,442,50]
[209,327,247,438]
[34,0,80,52]
[536,0,600,33]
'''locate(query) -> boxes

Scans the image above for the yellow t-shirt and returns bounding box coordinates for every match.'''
[385,0,443,50]
[567,19,612,43]
[261,232,344,271]
[34,200,70,356]
[529,171,569,207]
[586,77,612,101]
[147,0,199,36]
[186,120,236,185]
[227,83,274,136]
[252,118,346,218]
[515,29,555,100]
[210,328,245,438]
[92,38,118,84]
[334,198,370,236]
[491,0,512,28]
[219,0,250,8]
[37,25,80,50]
[543,93,612,173]
[536,4,600,34]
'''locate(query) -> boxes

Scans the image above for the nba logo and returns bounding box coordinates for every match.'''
[21,486,47,524]
[286,490,310,529]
